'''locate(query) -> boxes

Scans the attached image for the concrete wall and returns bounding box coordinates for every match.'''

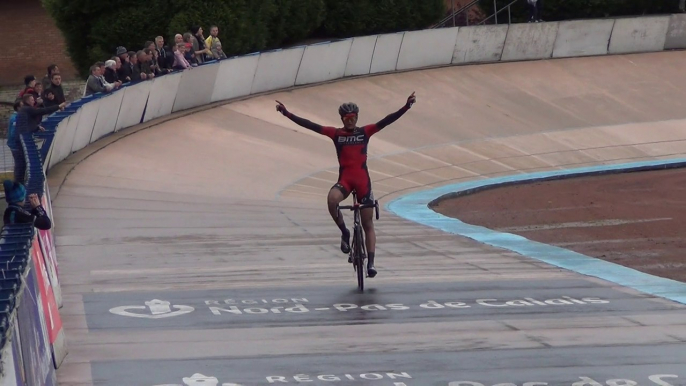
[41,14,686,172]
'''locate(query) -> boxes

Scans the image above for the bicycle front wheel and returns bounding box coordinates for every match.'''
[355,225,365,291]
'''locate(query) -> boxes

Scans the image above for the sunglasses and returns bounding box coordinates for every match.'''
[342,113,357,120]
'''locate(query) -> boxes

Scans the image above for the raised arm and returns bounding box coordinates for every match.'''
[366,92,417,135]
[29,194,52,230]
[32,205,52,230]
[28,104,61,118]
[276,101,334,136]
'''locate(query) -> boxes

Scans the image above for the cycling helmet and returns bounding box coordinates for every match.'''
[338,102,359,116]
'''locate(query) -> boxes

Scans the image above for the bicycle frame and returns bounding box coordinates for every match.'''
[339,191,379,291]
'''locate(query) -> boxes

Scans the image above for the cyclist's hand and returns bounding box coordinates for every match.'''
[275,100,287,115]
[406,92,416,108]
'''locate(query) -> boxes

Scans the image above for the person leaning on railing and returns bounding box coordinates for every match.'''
[42,89,59,108]
[172,43,193,70]
[2,180,52,230]
[116,46,133,83]
[9,94,66,184]
[85,64,113,96]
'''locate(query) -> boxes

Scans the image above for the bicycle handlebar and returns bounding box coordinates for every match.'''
[338,204,375,210]
[339,200,380,220]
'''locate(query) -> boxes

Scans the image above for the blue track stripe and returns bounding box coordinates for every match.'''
[386,158,686,305]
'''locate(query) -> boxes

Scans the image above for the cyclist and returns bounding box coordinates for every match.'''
[276,92,417,277]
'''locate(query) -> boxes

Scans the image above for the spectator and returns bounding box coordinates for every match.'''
[174,34,184,46]
[7,100,22,139]
[41,64,59,90]
[96,61,120,91]
[143,41,158,70]
[213,42,228,60]
[2,180,52,230]
[116,46,133,83]
[172,43,192,70]
[182,33,197,65]
[10,94,65,184]
[150,49,166,76]
[33,83,45,107]
[205,26,223,60]
[46,72,66,105]
[174,33,185,62]
[150,49,160,75]
[14,94,64,133]
[104,59,120,84]
[18,75,39,99]
[190,26,211,63]
[138,50,155,79]
[85,64,113,96]
[155,35,173,72]
[112,56,128,83]
[129,51,145,82]
[528,0,542,22]
[42,89,59,108]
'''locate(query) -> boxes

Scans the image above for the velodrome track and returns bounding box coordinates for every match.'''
[51,51,686,385]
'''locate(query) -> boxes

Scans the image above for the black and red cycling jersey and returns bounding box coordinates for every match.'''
[283,104,410,201]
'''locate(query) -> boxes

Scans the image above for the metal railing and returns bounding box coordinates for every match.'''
[478,0,522,25]
[433,0,523,28]
[433,0,481,28]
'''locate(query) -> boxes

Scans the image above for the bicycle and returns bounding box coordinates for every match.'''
[338,191,379,291]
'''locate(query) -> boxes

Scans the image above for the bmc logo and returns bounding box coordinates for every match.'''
[338,135,365,143]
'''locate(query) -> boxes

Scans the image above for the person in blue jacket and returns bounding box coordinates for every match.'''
[7,99,22,139]
[2,180,51,230]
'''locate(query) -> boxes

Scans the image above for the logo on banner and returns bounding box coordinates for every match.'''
[110,299,194,319]
[31,239,63,345]
[152,373,243,386]
[150,372,412,385]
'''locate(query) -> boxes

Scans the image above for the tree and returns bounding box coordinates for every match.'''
[318,0,446,37]
[42,0,445,77]
[478,0,679,24]
[42,0,326,77]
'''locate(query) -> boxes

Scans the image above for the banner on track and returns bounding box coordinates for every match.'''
[0,319,26,386]
[39,180,62,307]
[37,232,61,307]
[16,265,56,386]
[31,239,65,368]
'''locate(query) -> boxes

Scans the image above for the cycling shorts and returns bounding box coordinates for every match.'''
[333,168,374,205]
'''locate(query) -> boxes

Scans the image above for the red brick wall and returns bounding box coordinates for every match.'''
[0,0,79,86]
[443,0,487,24]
